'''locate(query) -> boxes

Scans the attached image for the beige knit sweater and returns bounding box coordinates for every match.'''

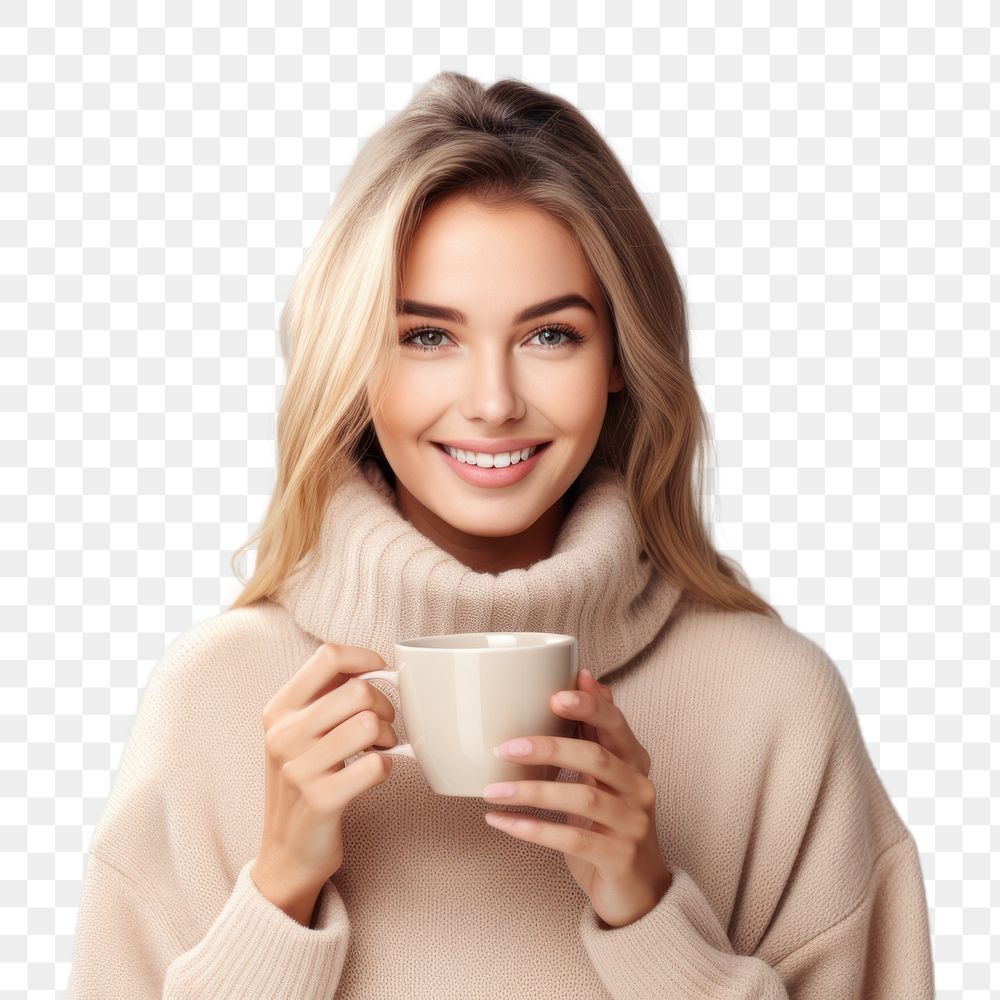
[67,459,934,998]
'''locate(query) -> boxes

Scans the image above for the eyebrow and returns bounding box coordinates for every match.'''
[395,293,597,325]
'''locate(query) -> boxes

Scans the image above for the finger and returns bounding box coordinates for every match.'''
[483,808,630,871]
[300,709,397,774]
[550,689,646,776]
[580,668,613,704]
[567,721,599,790]
[482,778,644,840]
[578,671,610,748]
[299,676,396,741]
[275,642,386,714]
[495,735,643,800]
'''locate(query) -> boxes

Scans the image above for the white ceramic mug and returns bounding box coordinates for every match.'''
[356,631,578,797]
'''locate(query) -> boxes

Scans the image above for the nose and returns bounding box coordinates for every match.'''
[457,345,526,425]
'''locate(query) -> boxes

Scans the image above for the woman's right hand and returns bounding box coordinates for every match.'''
[252,641,398,905]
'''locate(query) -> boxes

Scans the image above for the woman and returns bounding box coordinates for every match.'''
[67,73,934,998]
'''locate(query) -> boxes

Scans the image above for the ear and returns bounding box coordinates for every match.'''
[608,364,625,393]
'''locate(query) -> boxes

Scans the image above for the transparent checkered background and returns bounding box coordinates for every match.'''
[2,3,994,998]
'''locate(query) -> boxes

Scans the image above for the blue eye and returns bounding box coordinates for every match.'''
[399,323,585,353]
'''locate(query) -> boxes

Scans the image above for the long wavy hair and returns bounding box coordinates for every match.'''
[228,71,781,622]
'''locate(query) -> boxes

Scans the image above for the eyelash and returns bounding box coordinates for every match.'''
[399,322,586,353]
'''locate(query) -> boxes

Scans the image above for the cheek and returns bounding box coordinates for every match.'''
[373,370,439,435]
[535,365,611,431]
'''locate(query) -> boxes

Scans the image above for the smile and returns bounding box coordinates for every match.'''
[433,441,551,487]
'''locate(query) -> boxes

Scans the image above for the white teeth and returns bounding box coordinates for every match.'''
[443,445,539,467]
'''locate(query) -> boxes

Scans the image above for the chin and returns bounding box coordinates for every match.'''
[438,507,541,539]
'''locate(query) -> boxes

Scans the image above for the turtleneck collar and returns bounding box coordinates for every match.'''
[270,459,683,683]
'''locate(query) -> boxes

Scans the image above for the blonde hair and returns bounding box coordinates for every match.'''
[228,71,781,622]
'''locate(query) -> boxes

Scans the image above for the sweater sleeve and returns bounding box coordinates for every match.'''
[64,618,352,998]
[578,640,934,999]
[578,830,932,999]
[67,852,350,999]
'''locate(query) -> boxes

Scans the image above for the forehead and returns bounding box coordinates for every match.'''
[400,196,601,308]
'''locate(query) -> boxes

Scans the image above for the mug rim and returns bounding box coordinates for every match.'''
[395,631,575,652]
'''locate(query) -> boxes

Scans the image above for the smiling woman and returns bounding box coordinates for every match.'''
[67,70,933,1000]
[223,73,777,616]
[367,195,626,572]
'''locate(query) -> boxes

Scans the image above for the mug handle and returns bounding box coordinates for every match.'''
[356,668,416,758]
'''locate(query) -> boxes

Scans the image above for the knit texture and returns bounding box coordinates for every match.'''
[67,458,934,998]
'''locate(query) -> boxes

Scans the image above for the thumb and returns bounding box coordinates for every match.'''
[580,667,613,702]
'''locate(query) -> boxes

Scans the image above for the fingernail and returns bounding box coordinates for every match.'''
[556,692,579,708]
[494,738,532,756]
[581,667,593,680]
[482,782,516,798]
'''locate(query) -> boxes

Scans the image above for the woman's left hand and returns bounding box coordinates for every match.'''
[482,667,673,928]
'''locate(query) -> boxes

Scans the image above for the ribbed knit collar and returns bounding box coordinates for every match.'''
[270,459,683,683]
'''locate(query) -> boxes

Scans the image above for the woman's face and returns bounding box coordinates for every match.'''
[367,194,624,572]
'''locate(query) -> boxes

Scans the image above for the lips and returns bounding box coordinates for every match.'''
[433,437,551,487]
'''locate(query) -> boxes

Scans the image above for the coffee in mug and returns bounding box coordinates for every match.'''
[356,632,578,797]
